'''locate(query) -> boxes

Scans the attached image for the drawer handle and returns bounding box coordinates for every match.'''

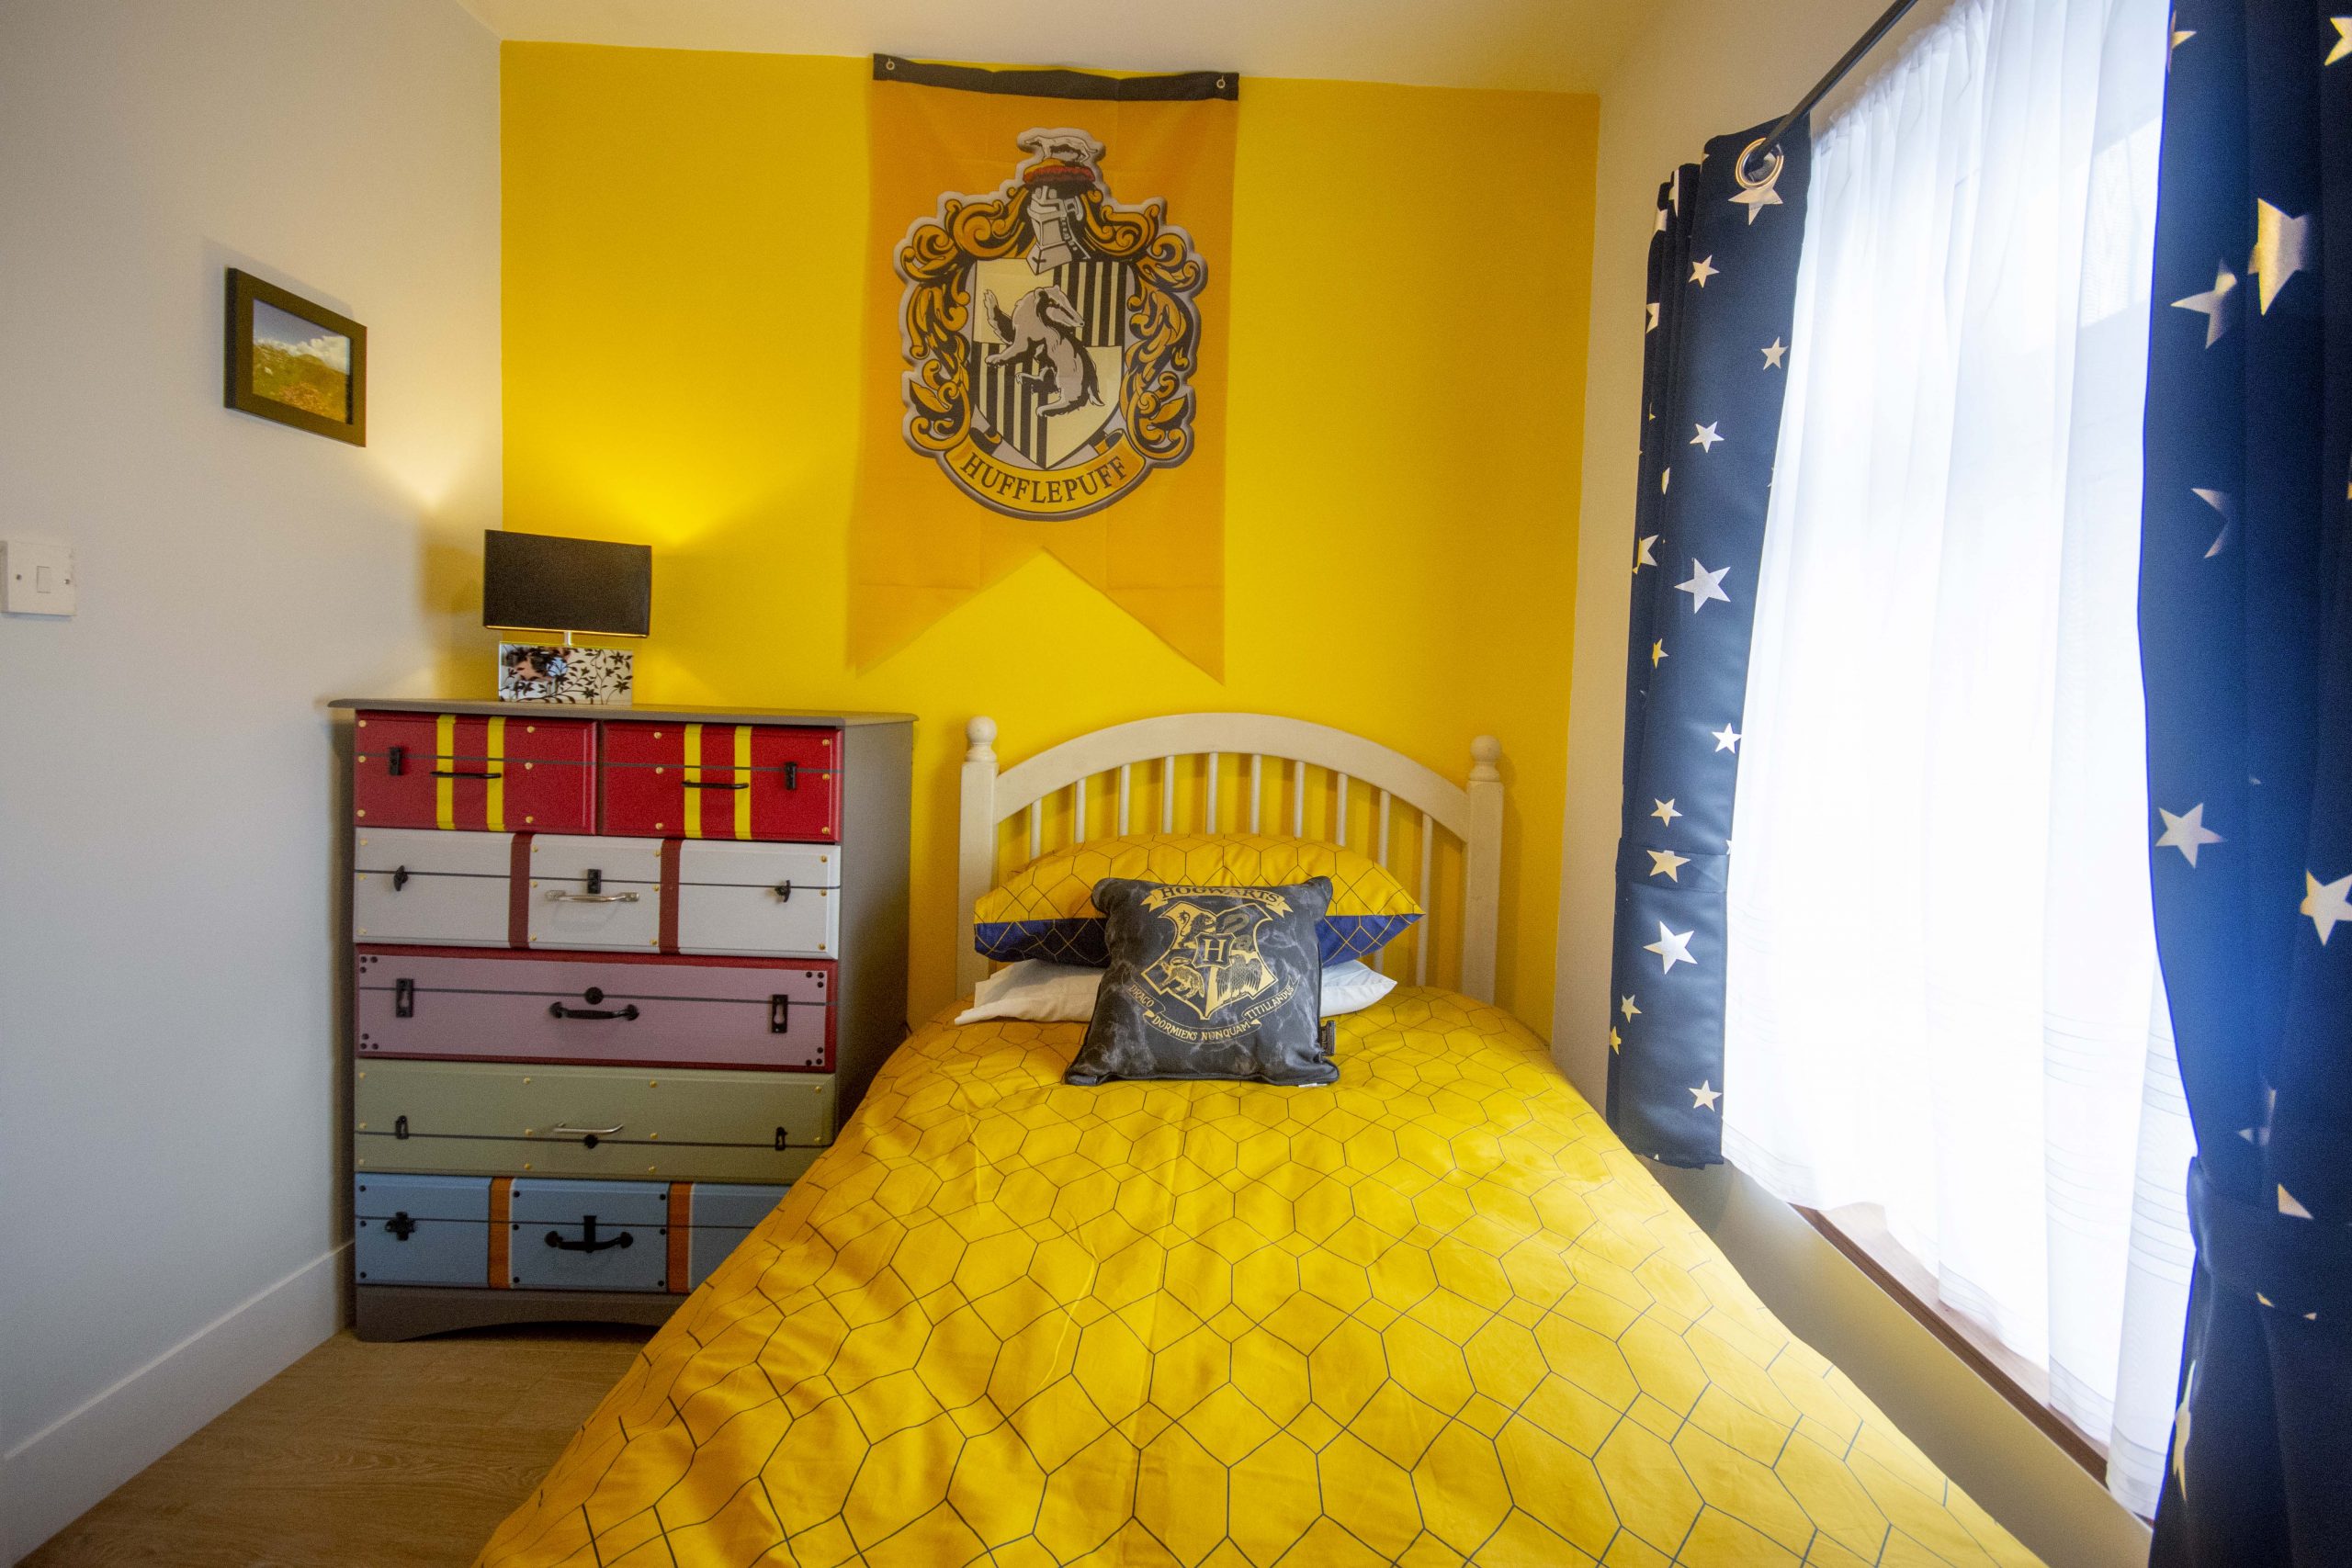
[548,1122,625,1139]
[684,779,748,791]
[544,890,640,904]
[431,768,503,780]
[548,1000,640,1022]
[544,1215,634,1253]
[774,880,793,902]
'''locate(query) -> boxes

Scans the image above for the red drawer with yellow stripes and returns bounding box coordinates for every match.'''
[598,721,840,842]
[353,711,594,833]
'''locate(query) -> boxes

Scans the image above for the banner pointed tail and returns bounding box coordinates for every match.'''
[850,56,1235,677]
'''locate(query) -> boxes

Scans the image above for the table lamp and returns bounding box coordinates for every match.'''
[482,529,651,705]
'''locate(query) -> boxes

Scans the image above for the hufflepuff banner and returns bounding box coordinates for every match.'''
[851,55,1238,676]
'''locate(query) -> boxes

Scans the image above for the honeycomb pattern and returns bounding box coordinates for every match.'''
[479,991,2041,1568]
[973,834,1423,966]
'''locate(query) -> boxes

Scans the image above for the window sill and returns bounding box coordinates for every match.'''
[1794,1201,2110,1484]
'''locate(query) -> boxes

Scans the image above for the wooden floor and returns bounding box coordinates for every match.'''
[23,1324,652,1568]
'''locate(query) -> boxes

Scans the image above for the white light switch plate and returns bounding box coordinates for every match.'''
[3,539,76,615]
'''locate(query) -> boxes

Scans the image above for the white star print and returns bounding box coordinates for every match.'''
[1690,255,1718,287]
[1730,170,1783,225]
[2251,200,2312,313]
[1620,994,1641,1021]
[2157,805,2223,866]
[2172,1362,2195,1498]
[2302,871,2352,944]
[1655,205,1669,232]
[2172,9,2196,51]
[2194,488,2234,558]
[1661,467,1671,494]
[1711,724,1743,753]
[2329,17,2352,64]
[2172,263,2237,347]
[1761,338,1787,369]
[1690,1080,1721,1111]
[1651,797,1681,825]
[1690,422,1724,452]
[1645,921,1695,974]
[1677,559,1731,612]
[2279,1186,2314,1218]
[1635,534,1658,570]
[1647,848,1690,881]
[1646,301,1660,333]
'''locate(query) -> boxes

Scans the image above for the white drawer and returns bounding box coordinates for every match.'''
[526,835,663,951]
[353,829,511,947]
[675,840,841,957]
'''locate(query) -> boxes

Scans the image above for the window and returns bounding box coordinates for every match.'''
[1723,0,2188,1516]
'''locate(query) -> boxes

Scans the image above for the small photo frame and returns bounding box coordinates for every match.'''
[224,268,366,445]
[499,643,635,705]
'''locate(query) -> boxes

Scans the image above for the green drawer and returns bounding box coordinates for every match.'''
[355,1060,832,1182]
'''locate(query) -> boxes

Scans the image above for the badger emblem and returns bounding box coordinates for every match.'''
[980,285,1101,417]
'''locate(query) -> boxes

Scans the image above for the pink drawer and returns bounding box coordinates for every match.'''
[356,947,833,1072]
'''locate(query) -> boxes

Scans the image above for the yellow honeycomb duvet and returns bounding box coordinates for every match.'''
[479,991,2041,1568]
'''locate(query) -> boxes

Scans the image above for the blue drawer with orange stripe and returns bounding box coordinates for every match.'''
[354,1175,791,1292]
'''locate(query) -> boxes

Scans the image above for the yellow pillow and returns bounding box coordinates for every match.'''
[974,833,1421,966]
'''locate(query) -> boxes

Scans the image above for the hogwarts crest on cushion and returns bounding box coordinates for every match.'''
[894,127,1204,520]
[1067,876,1335,1087]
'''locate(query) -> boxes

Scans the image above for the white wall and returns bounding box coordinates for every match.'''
[0,2,500,1557]
[1555,3,2151,1563]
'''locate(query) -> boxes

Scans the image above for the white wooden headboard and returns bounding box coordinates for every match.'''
[957,714,1503,1002]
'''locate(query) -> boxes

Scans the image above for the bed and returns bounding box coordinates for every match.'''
[479,715,2039,1568]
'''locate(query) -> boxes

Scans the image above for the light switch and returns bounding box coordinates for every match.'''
[3,539,75,615]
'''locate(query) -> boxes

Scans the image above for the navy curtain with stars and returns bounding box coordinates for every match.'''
[2142,4,2352,1561]
[1606,121,1809,1168]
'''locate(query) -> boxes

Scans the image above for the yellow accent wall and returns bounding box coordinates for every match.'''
[502,43,1597,1032]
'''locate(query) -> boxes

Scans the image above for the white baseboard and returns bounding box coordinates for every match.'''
[3,1243,346,1564]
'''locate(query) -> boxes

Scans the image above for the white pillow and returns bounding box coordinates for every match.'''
[956,957,1397,1024]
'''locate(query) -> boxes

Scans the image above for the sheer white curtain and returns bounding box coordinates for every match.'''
[1723,0,2190,1516]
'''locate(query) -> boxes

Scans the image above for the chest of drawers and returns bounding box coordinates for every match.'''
[333,699,912,1340]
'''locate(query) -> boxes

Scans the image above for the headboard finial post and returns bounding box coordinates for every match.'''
[956,716,1003,997]
[1470,735,1502,782]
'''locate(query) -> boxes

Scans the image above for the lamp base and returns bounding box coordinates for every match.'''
[497,642,633,705]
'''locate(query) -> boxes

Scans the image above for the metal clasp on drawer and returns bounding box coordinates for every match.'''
[394,977,415,1019]
[769,994,791,1034]
[545,867,639,905]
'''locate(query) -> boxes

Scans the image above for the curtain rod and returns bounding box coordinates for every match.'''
[1746,0,1925,175]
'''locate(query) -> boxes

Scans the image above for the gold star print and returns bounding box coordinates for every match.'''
[2302,870,2352,944]
[1646,849,1690,881]
[2329,17,2352,63]
[1651,798,1681,826]
[1610,1026,1623,1053]
[1690,255,1718,287]
[2279,1186,2314,1218]
[2171,9,2195,51]
[1634,534,1659,571]
[1620,994,1641,1021]
[1646,300,1660,333]
[2251,200,2312,313]
[1651,639,1668,667]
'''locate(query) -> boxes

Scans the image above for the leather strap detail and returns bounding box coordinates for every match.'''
[659,838,683,954]
[507,832,536,948]
[667,1183,692,1292]
[488,1176,514,1288]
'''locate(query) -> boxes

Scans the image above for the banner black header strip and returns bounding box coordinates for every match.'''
[873,54,1238,101]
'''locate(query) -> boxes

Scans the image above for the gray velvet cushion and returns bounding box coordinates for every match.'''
[1065,875,1337,1087]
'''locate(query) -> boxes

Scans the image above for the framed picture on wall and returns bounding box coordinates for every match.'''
[223,268,366,445]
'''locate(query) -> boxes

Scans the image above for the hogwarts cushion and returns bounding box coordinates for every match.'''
[974,834,1421,967]
[1067,876,1338,1087]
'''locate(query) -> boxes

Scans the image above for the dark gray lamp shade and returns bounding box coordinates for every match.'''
[481,530,651,637]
